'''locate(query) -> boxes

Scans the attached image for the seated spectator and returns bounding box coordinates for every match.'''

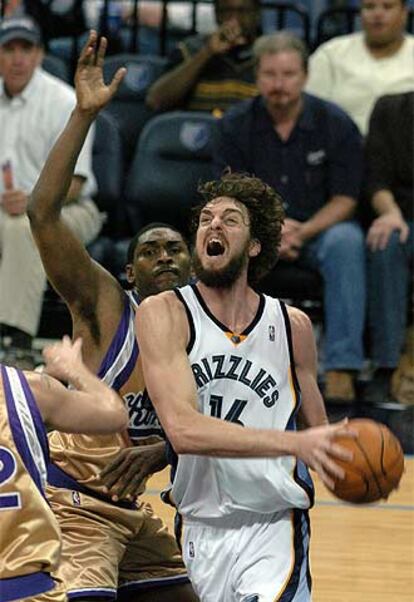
[0,16,102,365]
[363,91,413,402]
[214,31,366,403]
[146,0,260,114]
[305,0,414,135]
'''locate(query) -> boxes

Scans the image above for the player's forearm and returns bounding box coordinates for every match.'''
[300,195,356,241]
[371,189,400,216]
[164,407,299,458]
[28,108,95,222]
[146,46,212,110]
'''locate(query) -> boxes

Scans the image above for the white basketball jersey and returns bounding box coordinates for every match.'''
[171,284,314,520]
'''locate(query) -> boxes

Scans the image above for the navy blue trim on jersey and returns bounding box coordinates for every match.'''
[2,365,48,499]
[294,462,315,508]
[174,287,196,353]
[47,462,136,510]
[191,283,266,337]
[0,571,55,602]
[279,302,314,507]
[279,509,311,601]
[279,300,302,410]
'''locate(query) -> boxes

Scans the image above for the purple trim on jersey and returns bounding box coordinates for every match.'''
[17,369,49,461]
[97,295,139,386]
[112,342,139,392]
[1,365,47,498]
[0,571,55,602]
[68,589,115,600]
[118,574,190,596]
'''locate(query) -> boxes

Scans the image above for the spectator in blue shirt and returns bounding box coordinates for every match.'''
[214,31,366,403]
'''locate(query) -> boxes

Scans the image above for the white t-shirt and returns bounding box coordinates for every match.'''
[0,67,96,197]
[306,32,414,134]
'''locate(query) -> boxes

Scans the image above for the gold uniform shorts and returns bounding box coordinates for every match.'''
[43,485,188,600]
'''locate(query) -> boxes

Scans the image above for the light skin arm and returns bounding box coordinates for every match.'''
[136,292,355,488]
[366,190,409,251]
[27,31,126,317]
[288,306,328,429]
[280,196,356,261]
[26,337,128,434]
[146,19,245,111]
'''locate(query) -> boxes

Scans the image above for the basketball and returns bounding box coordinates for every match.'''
[328,418,404,504]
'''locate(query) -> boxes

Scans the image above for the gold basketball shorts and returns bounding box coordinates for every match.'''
[43,485,188,600]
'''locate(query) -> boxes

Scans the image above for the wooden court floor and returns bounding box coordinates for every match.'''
[142,457,414,602]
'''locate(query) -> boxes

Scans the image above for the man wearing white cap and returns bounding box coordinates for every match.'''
[0,16,103,366]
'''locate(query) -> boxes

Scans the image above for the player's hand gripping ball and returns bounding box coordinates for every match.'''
[328,418,404,503]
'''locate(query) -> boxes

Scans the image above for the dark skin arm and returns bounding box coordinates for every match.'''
[27,31,127,367]
[146,18,245,111]
[100,436,167,501]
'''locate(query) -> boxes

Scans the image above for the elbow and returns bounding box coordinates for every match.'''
[27,194,57,228]
[113,406,129,433]
[164,417,198,455]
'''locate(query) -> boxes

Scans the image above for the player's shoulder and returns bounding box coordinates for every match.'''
[139,290,183,317]
[286,305,313,334]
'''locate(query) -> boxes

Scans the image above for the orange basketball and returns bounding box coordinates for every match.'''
[328,418,405,504]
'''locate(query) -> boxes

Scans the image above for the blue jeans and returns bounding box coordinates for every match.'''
[298,221,366,371]
[367,223,414,368]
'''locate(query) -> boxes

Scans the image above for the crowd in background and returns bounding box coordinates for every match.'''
[0,0,413,405]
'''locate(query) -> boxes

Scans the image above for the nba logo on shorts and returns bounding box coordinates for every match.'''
[72,491,81,506]
[268,325,275,341]
[188,541,195,558]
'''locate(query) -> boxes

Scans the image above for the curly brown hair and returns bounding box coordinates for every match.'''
[191,171,285,285]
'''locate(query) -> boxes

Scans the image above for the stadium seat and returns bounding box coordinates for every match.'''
[124,110,218,233]
[261,1,311,47]
[102,53,168,172]
[42,53,71,83]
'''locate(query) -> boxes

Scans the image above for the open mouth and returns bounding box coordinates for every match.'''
[206,239,225,256]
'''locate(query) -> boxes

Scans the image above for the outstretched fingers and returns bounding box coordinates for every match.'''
[96,35,108,68]
[78,30,98,66]
[109,67,127,96]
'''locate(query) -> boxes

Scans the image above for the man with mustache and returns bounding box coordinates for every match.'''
[213,31,365,403]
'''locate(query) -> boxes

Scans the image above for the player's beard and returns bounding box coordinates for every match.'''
[193,243,249,288]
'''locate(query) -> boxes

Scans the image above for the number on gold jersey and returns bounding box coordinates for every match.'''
[0,446,21,510]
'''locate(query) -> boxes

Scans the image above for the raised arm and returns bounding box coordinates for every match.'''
[28,31,126,311]
[136,292,355,488]
[27,337,128,434]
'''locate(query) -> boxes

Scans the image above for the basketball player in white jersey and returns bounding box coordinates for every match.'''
[28,31,196,602]
[136,172,357,601]
[0,336,128,602]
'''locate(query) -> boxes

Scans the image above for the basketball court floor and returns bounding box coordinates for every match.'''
[142,457,414,602]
